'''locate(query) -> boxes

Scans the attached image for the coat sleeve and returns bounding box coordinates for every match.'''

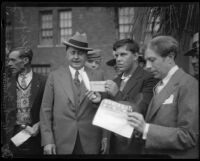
[145,78,199,150]
[40,72,55,146]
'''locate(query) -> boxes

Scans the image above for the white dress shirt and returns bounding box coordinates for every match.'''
[18,70,33,88]
[142,65,179,140]
[69,65,91,91]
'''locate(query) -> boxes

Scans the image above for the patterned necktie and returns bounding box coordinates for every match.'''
[74,70,80,88]
[21,75,27,88]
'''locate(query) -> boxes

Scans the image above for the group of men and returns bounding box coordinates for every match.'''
[2,31,199,158]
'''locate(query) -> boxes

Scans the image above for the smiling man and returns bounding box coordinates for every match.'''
[104,39,158,154]
[40,32,105,155]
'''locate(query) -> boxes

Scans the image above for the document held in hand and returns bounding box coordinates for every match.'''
[11,129,31,147]
[90,81,106,92]
[92,99,134,138]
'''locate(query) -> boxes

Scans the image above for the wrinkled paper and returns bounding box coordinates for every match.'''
[92,99,134,138]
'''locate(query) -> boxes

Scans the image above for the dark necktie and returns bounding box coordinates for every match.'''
[74,70,80,88]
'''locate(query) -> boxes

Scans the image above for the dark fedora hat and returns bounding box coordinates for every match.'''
[106,59,116,67]
[184,32,199,56]
[63,32,93,51]
[87,49,102,60]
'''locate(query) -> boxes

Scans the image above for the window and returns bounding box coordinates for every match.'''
[118,7,134,39]
[59,10,72,44]
[40,11,53,46]
[31,64,51,76]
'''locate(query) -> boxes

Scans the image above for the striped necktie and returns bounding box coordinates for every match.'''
[74,70,80,88]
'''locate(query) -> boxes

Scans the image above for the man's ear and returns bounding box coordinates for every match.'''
[23,57,29,65]
[133,52,139,61]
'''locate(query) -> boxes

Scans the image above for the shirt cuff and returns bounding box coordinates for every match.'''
[142,123,150,140]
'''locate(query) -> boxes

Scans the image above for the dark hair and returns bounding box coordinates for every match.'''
[148,36,178,59]
[10,47,33,64]
[113,39,139,54]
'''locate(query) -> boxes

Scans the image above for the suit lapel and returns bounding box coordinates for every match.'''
[121,66,142,98]
[7,77,17,110]
[30,73,40,106]
[59,66,75,105]
[146,68,184,121]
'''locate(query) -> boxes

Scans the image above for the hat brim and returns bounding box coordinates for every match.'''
[184,47,198,56]
[63,41,93,51]
[106,59,116,66]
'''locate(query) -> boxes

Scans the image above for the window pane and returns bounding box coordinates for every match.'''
[40,11,53,45]
[118,7,134,39]
[59,10,72,44]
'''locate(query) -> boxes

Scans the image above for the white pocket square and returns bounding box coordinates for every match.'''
[163,94,174,104]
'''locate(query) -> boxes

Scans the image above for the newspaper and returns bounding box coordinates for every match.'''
[92,99,134,138]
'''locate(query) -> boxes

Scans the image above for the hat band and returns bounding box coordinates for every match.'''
[69,39,88,48]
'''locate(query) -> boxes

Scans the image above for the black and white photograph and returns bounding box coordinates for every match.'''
[1,1,199,159]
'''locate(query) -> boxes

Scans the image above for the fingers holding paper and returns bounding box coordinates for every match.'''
[24,122,40,137]
[127,112,146,134]
[85,90,101,103]
[105,80,119,97]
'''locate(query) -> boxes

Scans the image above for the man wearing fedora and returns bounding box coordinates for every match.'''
[184,32,199,80]
[85,49,102,70]
[40,32,105,154]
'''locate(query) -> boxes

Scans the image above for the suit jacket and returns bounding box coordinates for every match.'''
[4,72,46,151]
[108,66,158,154]
[144,68,199,159]
[40,65,104,154]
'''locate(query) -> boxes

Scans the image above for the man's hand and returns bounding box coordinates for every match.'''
[24,122,40,137]
[127,112,146,134]
[105,80,119,97]
[85,91,101,103]
[43,144,56,155]
[100,137,108,154]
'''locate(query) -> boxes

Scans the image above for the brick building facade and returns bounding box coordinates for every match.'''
[4,5,193,77]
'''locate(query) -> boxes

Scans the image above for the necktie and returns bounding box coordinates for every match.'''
[74,70,80,88]
[21,75,27,88]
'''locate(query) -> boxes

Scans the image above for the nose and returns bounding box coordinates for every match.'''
[74,53,79,59]
[145,60,152,70]
[116,55,122,63]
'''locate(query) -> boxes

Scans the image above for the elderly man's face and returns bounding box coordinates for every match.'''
[66,46,87,70]
[8,50,26,75]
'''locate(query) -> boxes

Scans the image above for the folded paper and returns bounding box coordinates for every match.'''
[90,81,106,92]
[11,129,31,147]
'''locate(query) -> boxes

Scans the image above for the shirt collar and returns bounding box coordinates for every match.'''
[121,73,132,80]
[19,69,33,79]
[69,65,85,79]
[162,65,179,85]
